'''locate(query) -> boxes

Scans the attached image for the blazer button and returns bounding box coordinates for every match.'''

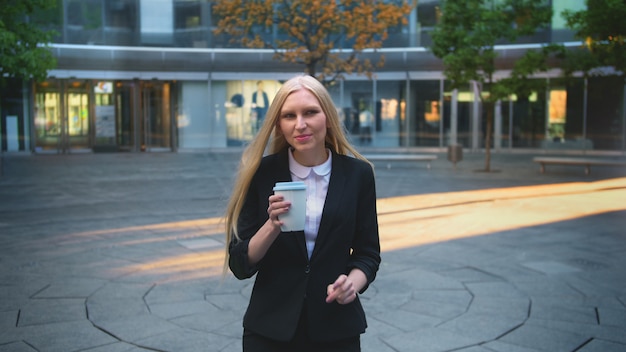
[305,265,310,274]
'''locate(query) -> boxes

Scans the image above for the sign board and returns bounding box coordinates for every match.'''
[6,116,19,151]
[95,105,116,138]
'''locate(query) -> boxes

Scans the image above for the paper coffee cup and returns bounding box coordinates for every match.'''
[273,181,307,232]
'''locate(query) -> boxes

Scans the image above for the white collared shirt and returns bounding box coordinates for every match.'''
[288,149,332,259]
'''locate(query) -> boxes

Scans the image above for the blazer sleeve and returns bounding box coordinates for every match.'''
[347,161,381,293]
[228,174,264,279]
[228,153,289,280]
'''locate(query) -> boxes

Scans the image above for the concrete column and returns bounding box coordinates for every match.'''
[409,5,419,47]
[439,79,444,147]
[494,100,502,150]
[471,81,481,151]
[405,74,411,147]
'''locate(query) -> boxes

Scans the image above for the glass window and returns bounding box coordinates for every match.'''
[541,77,586,150]
[177,81,210,149]
[587,76,624,151]
[140,0,173,45]
[31,0,62,40]
[0,80,29,151]
[106,0,137,29]
[66,0,102,44]
[510,80,547,148]
[444,81,472,148]
[104,0,137,45]
[222,80,281,146]
[174,0,210,47]
[375,80,405,148]
[417,1,441,28]
[552,0,585,42]
[410,80,441,147]
[500,98,514,149]
[417,0,441,46]
[343,80,373,146]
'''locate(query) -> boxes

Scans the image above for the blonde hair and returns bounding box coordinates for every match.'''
[223,75,370,271]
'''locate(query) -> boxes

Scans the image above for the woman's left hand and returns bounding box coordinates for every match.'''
[325,274,357,305]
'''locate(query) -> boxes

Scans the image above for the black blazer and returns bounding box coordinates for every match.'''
[229,148,381,342]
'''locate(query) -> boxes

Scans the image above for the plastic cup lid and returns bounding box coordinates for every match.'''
[273,181,307,191]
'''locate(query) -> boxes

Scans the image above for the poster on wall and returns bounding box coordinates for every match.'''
[94,81,113,94]
[549,90,566,124]
[95,105,116,138]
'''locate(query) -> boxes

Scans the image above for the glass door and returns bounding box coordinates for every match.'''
[115,81,136,151]
[66,81,90,150]
[34,84,62,152]
[141,82,172,151]
[34,80,91,153]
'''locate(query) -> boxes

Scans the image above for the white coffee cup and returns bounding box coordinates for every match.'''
[273,181,307,232]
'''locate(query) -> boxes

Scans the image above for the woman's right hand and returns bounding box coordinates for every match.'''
[248,194,291,265]
[267,194,290,230]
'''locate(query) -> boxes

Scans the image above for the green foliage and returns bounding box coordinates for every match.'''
[430,0,555,171]
[0,0,58,85]
[431,0,554,101]
[562,0,626,76]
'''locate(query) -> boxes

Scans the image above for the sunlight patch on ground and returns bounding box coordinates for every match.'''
[377,177,626,251]
[71,177,626,282]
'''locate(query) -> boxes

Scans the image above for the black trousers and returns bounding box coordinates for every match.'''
[242,306,361,352]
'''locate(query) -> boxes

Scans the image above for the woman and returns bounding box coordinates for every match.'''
[224,75,380,352]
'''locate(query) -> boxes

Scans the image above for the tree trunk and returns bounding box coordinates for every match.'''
[306,62,317,79]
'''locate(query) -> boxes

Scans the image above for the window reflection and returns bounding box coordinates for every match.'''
[224,80,281,146]
[376,81,404,147]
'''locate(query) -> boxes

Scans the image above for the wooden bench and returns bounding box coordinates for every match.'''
[364,154,437,169]
[533,156,626,175]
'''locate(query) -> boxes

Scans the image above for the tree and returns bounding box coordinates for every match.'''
[0,0,57,86]
[562,0,626,77]
[430,0,557,171]
[562,0,626,151]
[212,0,412,84]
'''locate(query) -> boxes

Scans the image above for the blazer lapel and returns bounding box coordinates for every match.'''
[309,153,347,261]
[275,150,309,261]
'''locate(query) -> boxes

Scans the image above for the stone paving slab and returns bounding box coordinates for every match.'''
[0,150,625,352]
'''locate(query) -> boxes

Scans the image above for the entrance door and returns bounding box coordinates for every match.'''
[66,82,90,150]
[114,81,173,152]
[141,82,172,151]
[115,82,136,151]
[34,79,173,153]
[34,80,91,153]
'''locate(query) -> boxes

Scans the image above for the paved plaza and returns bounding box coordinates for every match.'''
[0,149,625,352]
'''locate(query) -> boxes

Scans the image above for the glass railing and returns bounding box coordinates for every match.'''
[48,24,576,49]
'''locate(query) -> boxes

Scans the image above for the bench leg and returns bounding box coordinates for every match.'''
[539,163,545,174]
[585,165,590,175]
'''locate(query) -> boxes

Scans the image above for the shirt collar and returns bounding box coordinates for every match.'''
[288,148,332,179]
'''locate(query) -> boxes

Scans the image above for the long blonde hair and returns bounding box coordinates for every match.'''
[223,75,370,270]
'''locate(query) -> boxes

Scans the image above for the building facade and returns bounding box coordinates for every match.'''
[1,0,624,154]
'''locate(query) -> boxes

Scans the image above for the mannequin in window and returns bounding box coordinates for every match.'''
[252,81,270,132]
